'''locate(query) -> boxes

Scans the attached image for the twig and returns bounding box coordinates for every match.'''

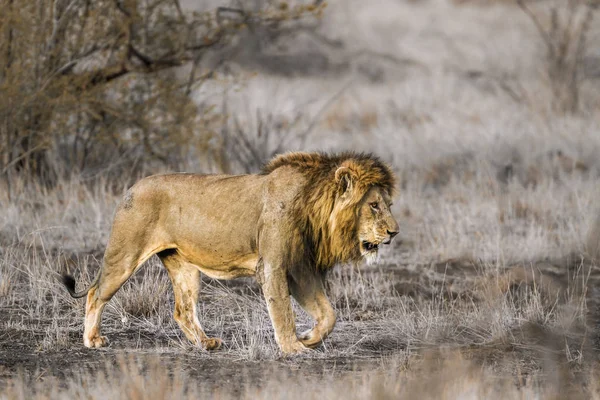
[172,0,185,22]
[48,0,82,52]
[516,0,553,50]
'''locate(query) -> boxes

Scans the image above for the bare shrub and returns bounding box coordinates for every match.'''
[516,0,597,113]
[0,0,325,193]
[212,106,311,174]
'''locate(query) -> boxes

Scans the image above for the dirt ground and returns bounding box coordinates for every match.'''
[2,249,599,395]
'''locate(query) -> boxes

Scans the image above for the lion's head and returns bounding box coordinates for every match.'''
[355,185,399,263]
[263,152,399,268]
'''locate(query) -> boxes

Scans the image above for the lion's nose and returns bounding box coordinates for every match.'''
[382,230,399,245]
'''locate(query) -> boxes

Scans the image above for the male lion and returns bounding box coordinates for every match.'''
[63,152,399,354]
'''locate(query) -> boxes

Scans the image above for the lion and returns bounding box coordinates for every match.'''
[63,152,399,354]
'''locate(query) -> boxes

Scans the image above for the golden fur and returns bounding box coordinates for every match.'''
[263,152,396,269]
[64,152,399,354]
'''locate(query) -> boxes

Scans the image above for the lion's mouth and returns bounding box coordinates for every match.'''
[361,241,379,253]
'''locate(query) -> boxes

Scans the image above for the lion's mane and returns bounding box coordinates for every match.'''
[262,152,396,269]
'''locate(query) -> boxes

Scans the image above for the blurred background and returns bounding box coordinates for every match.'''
[1,0,599,184]
[2,0,600,262]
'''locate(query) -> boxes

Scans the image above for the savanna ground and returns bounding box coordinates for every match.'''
[2,0,600,398]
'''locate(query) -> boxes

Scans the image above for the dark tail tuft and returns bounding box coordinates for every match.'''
[62,274,88,298]
[62,274,76,294]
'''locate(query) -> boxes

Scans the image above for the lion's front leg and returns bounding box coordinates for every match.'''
[259,262,309,355]
[289,272,336,349]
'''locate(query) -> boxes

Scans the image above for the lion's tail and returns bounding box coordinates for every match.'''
[62,273,99,298]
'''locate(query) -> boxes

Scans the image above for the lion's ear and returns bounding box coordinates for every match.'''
[335,166,354,194]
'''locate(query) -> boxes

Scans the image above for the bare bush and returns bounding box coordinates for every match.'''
[516,0,597,113]
[0,0,325,194]
[212,106,311,174]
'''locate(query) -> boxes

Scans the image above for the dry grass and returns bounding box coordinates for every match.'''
[1,0,600,398]
[1,185,598,396]
[2,350,600,399]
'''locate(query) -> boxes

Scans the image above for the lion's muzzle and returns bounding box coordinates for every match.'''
[382,229,399,245]
[362,241,379,252]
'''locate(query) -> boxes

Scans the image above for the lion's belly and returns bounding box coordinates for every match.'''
[178,249,259,280]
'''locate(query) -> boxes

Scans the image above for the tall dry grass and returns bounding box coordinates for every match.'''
[3,350,599,399]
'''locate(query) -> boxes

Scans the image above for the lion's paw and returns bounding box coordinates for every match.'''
[84,335,109,348]
[202,337,222,351]
[299,339,322,349]
[299,330,323,349]
[280,340,310,355]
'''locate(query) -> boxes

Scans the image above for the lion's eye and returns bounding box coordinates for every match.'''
[370,202,379,211]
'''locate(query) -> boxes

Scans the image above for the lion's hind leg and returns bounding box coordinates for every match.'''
[159,250,222,351]
[83,250,144,348]
[84,286,110,348]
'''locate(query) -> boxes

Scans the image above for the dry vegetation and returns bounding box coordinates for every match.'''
[2,0,600,398]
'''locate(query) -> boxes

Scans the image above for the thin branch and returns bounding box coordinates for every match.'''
[55,45,101,76]
[89,65,130,85]
[172,0,185,22]
[516,0,554,50]
[574,5,594,68]
[74,0,91,57]
[1,141,48,175]
[571,3,594,111]
[185,30,225,52]
[558,2,577,64]
[3,0,14,78]
[128,44,154,67]
[216,6,246,21]
[232,116,263,166]
[114,0,132,17]
[48,0,81,52]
